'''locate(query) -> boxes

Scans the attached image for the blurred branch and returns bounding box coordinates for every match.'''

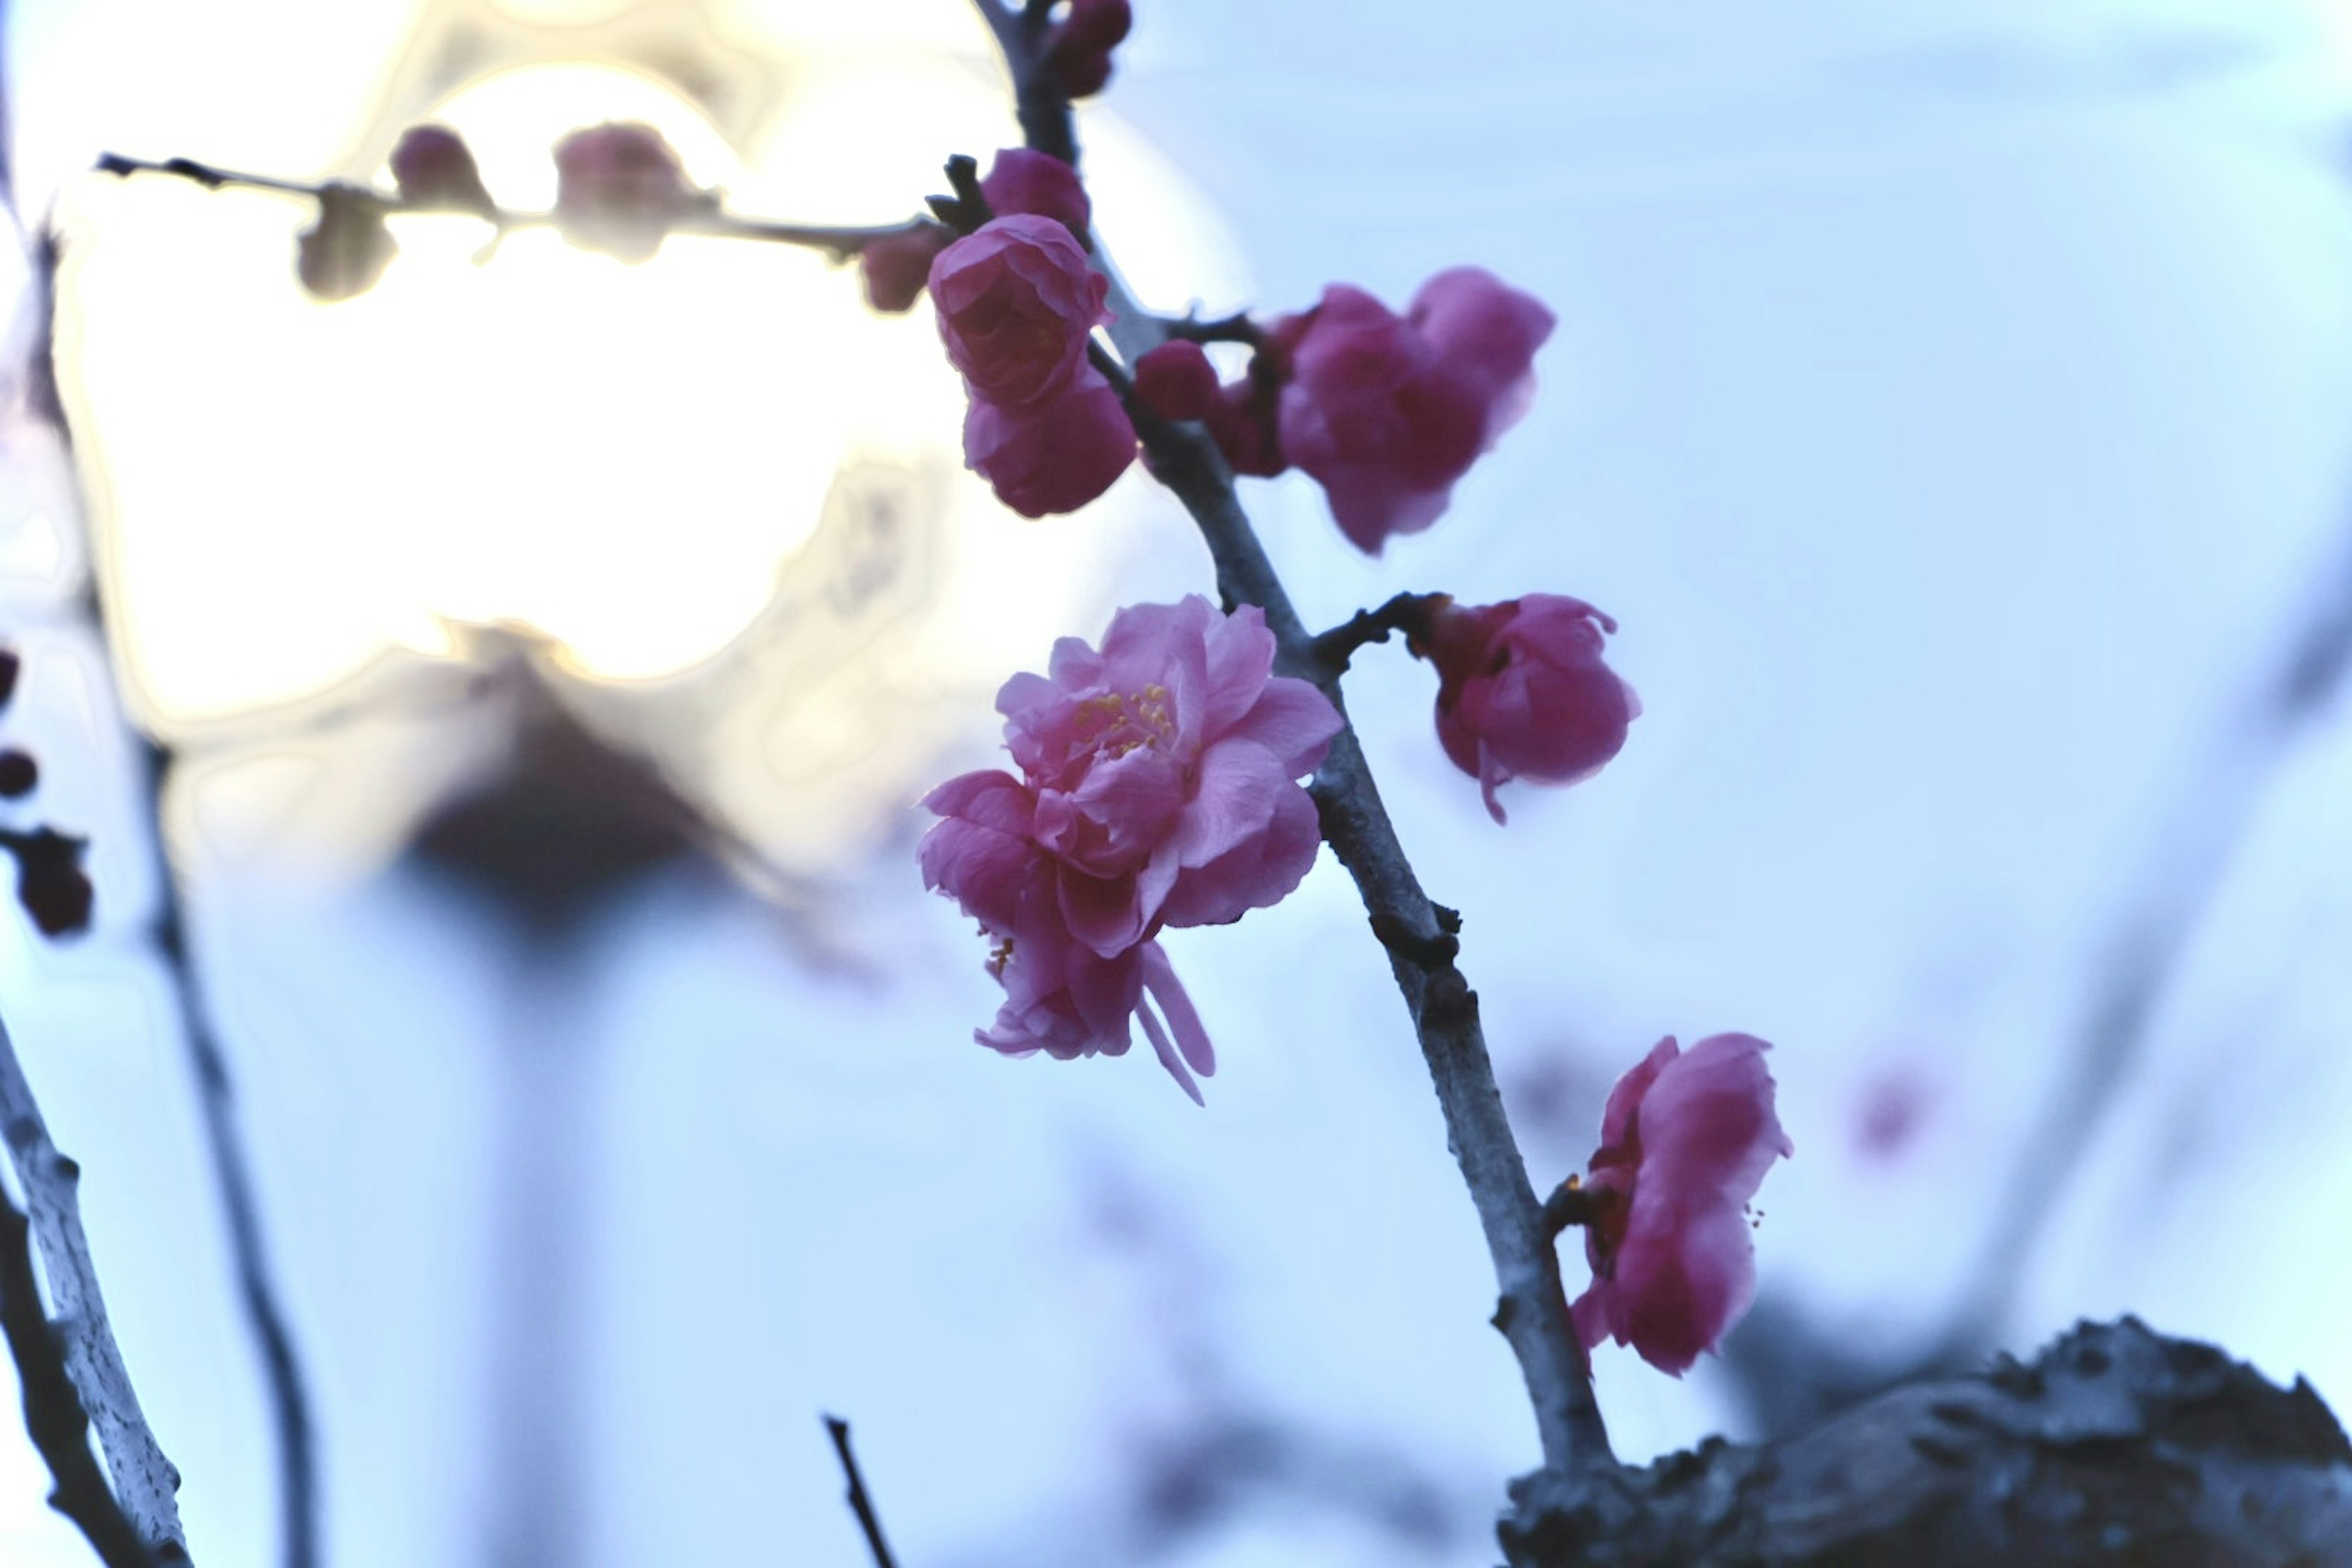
[20,229,319,1568]
[0,1005,187,1563]
[823,1416,899,1568]
[93,153,936,263]
[968,0,1079,167]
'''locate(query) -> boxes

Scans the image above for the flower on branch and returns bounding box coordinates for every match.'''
[978,147,1091,235]
[1569,1034,1793,1376]
[389,125,497,219]
[1,828,93,939]
[857,224,956,313]
[1044,0,1134,99]
[296,184,396,301]
[930,213,1136,513]
[552,123,709,264]
[1275,268,1555,554]
[921,597,1341,1101]
[1133,340,1219,421]
[1412,594,1637,823]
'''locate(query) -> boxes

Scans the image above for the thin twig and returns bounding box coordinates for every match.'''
[823,1415,899,1568]
[0,1181,156,1568]
[18,227,317,1568]
[0,1005,187,1562]
[96,153,933,263]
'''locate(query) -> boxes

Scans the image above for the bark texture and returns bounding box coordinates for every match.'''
[1503,1317,2352,1567]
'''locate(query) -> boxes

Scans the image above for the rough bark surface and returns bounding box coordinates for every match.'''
[1503,1317,2352,1567]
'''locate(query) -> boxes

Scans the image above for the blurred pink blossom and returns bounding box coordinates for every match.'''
[1275,268,1554,552]
[1046,0,1133,98]
[1570,1034,1793,1376]
[921,598,1342,1099]
[1417,594,1637,823]
[389,125,495,218]
[1133,340,1219,422]
[552,123,705,263]
[858,224,954,314]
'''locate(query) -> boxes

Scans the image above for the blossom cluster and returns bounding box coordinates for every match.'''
[921,598,1340,1102]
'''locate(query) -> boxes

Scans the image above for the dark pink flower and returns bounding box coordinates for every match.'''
[1570,1034,1793,1376]
[962,366,1136,517]
[1276,268,1554,553]
[1133,340,1219,422]
[858,224,955,314]
[1046,0,1133,98]
[979,148,1091,235]
[389,125,495,218]
[552,123,706,263]
[930,214,1110,408]
[920,598,1343,1100]
[1204,373,1287,477]
[1416,594,1636,823]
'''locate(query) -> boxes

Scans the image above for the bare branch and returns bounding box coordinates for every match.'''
[823,1415,900,1568]
[0,1007,188,1562]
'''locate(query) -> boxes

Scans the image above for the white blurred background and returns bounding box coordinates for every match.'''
[4,1,2352,1564]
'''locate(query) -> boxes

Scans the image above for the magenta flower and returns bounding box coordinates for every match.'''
[552,123,706,263]
[1569,1034,1794,1376]
[920,597,1343,1100]
[1045,0,1133,98]
[1133,340,1219,422]
[979,148,1091,235]
[929,214,1110,409]
[1415,594,1637,823]
[1276,267,1555,553]
[858,224,954,314]
[962,366,1136,517]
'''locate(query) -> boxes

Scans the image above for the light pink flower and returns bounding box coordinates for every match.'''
[979,148,1091,235]
[552,123,706,263]
[1276,268,1555,553]
[1046,0,1133,98]
[919,598,1343,1100]
[858,224,954,314]
[1570,1034,1793,1376]
[929,214,1110,408]
[1415,594,1637,824]
[962,366,1136,517]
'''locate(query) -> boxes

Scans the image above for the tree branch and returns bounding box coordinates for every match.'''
[823,1415,900,1568]
[0,1006,188,1562]
[1504,1317,2352,1567]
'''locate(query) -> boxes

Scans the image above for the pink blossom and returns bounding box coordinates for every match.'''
[1276,268,1555,553]
[979,148,1091,235]
[296,186,396,302]
[1046,0,1133,98]
[1415,594,1637,824]
[858,224,954,314]
[929,214,1110,408]
[1205,374,1287,477]
[962,366,1136,517]
[390,126,496,218]
[1133,340,1219,422]
[552,123,706,263]
[1570,1034,1794,1376]
[920,598,1343,1099]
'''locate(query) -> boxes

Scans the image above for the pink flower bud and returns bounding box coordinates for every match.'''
[1417,594,1635,823]
[921,597,1343,1101]
[1570,1035,1793,1376]
[978,147,1091,235]
[389,125,495,218]
[929,214,1110,408]
[1276,268,1555,553]
[962,368,1136,518]
[1046,0,1133,98]
[857,224,954,314]
[552,123,705,264]
[1133,340,1218,421]
[296,184,396,301]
